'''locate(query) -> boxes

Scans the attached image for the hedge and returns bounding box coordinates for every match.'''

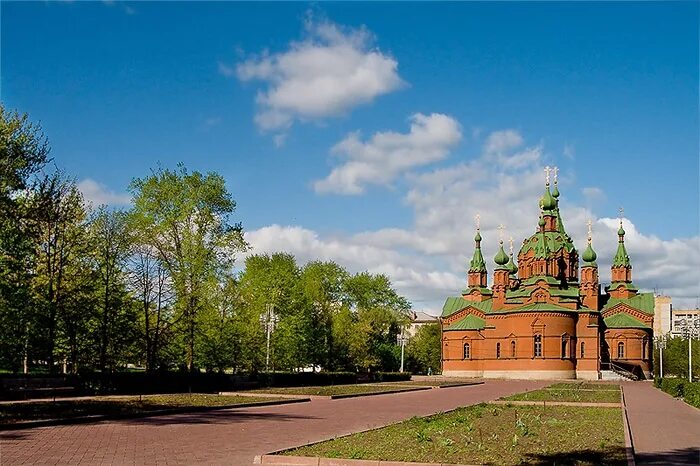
[655,377,700,409]
[372,372,412,382]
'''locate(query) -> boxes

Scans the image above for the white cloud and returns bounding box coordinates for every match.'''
[582,186,605,203]
[245,129,700,313]
[234,16,404,135]
[484,129,523,154]
[314,113,462,195]
[77,178,131,207]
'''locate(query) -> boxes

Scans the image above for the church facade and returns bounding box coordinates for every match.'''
[440,170,654,380]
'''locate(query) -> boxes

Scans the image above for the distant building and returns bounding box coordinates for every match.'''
[440,169,658,380]
[406,311,439,337]
[670,309,700,337]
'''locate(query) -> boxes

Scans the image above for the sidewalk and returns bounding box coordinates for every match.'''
[0,379,546,466]
[622,382,700,465]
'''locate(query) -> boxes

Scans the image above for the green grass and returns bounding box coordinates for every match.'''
[548,382,621,391]
[503,388,621,403]
[282,403,626,465]
[248,384,425,397]
[0,394,284,424]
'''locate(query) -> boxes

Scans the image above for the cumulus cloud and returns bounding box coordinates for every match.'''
[77,179,131,207]
[234,16,404,135]
[245,128,700,313]
[314,113,462,195]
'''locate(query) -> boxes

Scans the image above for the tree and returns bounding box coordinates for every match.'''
[406,323,441,375]
[129,164,247,371]
[0,106,50,373]
[31,172,93,373]
[89,207,136,372]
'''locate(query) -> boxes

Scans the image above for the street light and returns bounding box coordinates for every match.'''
[260,303,279,372]
[397,330,409,373]
[653,334,668,378]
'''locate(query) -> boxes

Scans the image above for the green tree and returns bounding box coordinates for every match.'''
[0,106,50,372]
[31,172,93,373]
[129,165,247,371]
[406,323,441,375]
[89,207,136,372]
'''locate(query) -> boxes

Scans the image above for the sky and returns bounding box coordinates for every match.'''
[3,1,699,312]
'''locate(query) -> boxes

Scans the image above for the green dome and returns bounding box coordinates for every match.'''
[582,242,597,263]
[475,230,482,242]
[507,253,518,274]
[538,216,546,227]
[552,184,560,198]
[494,243,509,266]
[541,186,556,211]
[618,226,625,236]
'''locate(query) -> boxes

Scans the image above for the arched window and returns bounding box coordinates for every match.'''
[496,343,501,359]
[642,337,649,360]
[561,335,569,359]
[511,340,516,358]
[617,341,625,359]
[463,343,471,360]
[534,334,543,358]
[580,341,585,359]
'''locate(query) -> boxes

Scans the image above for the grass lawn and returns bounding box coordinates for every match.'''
[548,382,621,391]
[0,394,284,424]
[248,384,426,397]
[282,403,626,465]
[502,388,621,404]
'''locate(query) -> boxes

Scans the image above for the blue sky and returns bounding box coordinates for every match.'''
[3,2,699,310]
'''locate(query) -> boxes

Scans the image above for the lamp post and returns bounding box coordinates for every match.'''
[653,334,667,379]
[260,303,279,372]
[397,330,409,373]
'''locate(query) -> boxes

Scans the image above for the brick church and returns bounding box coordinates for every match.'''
[441,168,654,380]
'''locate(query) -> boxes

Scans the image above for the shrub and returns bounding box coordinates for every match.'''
[372,372,411,382]
[655,377,700,409]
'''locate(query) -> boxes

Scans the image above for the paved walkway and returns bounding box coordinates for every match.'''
[622,382,700,465]
[0,380,545,466]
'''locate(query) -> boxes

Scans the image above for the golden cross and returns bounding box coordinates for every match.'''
[497,224,505,243]
[509,236,514,254]
[544,166,551,185]
[587,219,592,243]
[553,166,558,184]
[618,207,624,227]
[474,213,481,230]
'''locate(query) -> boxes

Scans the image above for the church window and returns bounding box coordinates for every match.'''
[511,340,516,358]
[580,342,585,359]
[561,335,569,359]
[534,334,543,358]
[463,343,471,360]
[617,342,625,359]
[496,343,501,359]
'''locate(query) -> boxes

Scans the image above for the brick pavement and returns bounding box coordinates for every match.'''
[0,379,546,466]
[622,381,700,465]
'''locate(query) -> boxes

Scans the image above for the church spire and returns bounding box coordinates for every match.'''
[581,219,597,267]
[466,213,489,293]
[607,208,637,298]
[612,211,631,268]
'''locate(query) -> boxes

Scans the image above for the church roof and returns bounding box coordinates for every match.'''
[602,292,655,315]
[445,314,486,331]
[519,231,575,257]
[441,296,492,318]
[604,312,650,329]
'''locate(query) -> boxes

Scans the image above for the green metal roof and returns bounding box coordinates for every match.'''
[492,302,596,314]
[445,314,486,331]
[519,231,575,258]
[604,312,650,329]
[441,296,493,318]
[602,292,654,315]
[612,237,631,268]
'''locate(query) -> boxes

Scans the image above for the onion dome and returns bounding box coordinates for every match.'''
[538,216,546,228]
[507,253,518,275]
[475,230,482,242]
[618,225,625,236]
[541,186,556,211]
[582,242,597,265]
[552,183,560,199]
[494,242,509,267]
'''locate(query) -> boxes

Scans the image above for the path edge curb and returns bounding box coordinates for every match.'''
[254,454,479,465]
[620,385,636,466]
[329,386,431,399]
[0,396,311,431]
